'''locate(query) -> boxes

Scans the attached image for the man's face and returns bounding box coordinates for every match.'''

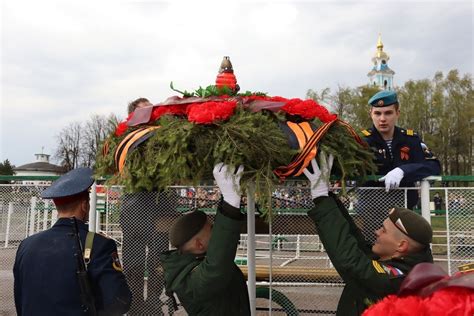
[372,218,402,258]
[370,105,400,137]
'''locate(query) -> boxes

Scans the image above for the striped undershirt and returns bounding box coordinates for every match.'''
[385,140,393,159]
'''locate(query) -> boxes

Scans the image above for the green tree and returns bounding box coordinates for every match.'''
[346,85,380,130]
[0,159,14,175]
[305,69,473,175]
[0,159,15,184]
[441,70,473,175]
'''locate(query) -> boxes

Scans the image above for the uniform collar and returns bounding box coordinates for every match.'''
[370,125,402,144]
[53,217,89,230]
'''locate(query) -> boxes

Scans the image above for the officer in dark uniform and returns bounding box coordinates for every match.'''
[358,90,440,242]
[304,155,433,316]
[13,168,132,316]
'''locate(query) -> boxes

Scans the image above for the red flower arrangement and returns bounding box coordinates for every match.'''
[150,104,188,121]
[115,112,135,136]
[187,100,237,125]
[362,287,474,316]
[281,98,337,122]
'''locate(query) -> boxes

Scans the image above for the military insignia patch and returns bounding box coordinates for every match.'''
[400,146,410,160]
[381,264,404,278]
[111,252,123,272]
[362,129,371,137]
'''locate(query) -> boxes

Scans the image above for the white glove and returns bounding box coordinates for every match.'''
[213,162,244,208]
[379,167,404,192]
[303,152,334,199]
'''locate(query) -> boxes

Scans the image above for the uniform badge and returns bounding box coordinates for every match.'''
[400,146,410,160]
[377,100,384,106]
[381,264,404,278]
[111,252,123,272]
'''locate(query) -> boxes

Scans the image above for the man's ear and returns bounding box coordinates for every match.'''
[195,238,204,251]
[397,239,409,254]
[81,200,89,218]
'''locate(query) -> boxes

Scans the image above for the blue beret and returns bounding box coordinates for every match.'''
[368,90,398,107]
[41,168,94,199]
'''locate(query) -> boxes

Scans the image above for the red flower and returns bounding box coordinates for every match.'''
[187,101,237,124]
[114,112,136,136]
[150,104,188,121]
[281,99,337,122]
[362,287,474,316]
[115,121,129,137]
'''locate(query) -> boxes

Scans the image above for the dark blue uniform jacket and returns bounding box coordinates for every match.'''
[363,125,440,186]
[13,218,132,316]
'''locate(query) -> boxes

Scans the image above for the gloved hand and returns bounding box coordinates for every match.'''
[213,162,244,208]
[379,167,404,192]
[303,152,334,199]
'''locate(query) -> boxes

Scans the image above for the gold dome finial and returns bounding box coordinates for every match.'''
[377,33,383,50]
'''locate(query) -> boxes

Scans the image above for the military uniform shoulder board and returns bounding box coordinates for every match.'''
[406,129,414,136]
[362,129,371,137]
[111,251,123,272]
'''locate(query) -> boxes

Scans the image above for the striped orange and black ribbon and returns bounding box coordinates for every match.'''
[114,126,160,174]
[273,119,366,181]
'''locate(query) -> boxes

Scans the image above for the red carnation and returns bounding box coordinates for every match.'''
[150,104,188,122]
[115,111,136,136]
[187,101,237,124]
[115,121,129,137]
[281,98,337,122]
[362,287,474,316]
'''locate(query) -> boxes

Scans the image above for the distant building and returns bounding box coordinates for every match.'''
[367,34,395,90]
[14,153,65,185]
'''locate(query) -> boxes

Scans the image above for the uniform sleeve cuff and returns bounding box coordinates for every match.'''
[219,199,244,221]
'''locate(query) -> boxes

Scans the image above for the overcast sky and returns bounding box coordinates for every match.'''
[1,0,472,167]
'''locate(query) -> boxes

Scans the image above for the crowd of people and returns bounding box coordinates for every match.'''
[12,91,473,316]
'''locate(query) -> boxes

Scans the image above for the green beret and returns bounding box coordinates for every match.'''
[170,211,207,248]
[368,90,398,107]
[389,207,433,245]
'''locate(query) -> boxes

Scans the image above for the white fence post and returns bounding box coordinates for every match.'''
[89,182,97,232]
[5,202,14,248]
[42,201,49,231]
[29,197,37,236]
[296,234,301,258]
[420,179,431,224]
[246,183,256,316]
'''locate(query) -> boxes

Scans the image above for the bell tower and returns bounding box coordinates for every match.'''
[367,34,395,90]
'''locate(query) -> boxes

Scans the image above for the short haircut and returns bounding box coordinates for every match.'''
[127,98,150,114]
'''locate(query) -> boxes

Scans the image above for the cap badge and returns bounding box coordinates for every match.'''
[377,100,384,106]
[395,218,408,234]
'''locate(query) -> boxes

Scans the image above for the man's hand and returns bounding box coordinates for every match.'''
[213,163,244,208]
[379,167,404,192]
[303,152,334,199]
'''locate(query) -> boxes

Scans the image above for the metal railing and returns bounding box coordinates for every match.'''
[0,175,473,315]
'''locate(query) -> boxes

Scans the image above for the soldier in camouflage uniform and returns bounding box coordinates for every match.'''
[304,154,433,316]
